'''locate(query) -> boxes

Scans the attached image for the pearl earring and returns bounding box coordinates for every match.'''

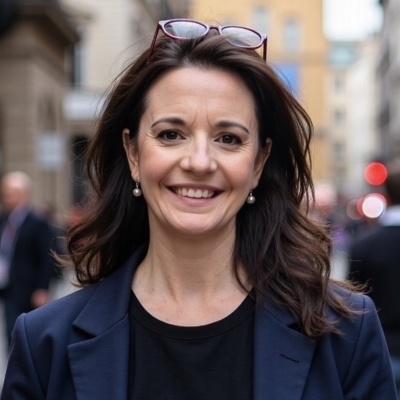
[133,182,142,197]
[246,191,255,204]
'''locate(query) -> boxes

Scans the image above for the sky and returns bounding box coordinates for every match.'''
[324,0,383,40]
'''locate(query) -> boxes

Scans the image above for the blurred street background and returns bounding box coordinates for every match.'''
[0,0,399,387]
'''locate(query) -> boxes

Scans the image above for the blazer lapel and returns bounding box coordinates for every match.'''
[253,302,316,400]
[68,318,130,400]
[67,249,146,400]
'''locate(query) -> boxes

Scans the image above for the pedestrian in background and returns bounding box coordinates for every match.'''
[349,164,400,398]
[1,20,397,399]
[0,171,54,344]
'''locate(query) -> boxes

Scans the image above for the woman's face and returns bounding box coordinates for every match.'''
[124,67,271,239]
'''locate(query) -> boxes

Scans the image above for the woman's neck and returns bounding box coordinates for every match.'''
[132,230,249,325]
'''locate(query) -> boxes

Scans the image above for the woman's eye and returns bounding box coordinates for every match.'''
[158,130,182,141]
[218,134,241,145]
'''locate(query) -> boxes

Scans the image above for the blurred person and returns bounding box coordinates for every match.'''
[0,171,54,344]
[348,166,400,397]
[0,20,396,399]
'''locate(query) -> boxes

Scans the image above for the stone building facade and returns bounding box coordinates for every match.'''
[0,0,78,220]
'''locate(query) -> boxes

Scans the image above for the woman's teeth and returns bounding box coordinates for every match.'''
[174,188,214,198]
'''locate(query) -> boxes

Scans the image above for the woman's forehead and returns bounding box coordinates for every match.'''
[142,67,257,122]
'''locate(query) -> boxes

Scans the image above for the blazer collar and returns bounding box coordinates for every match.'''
[71,248,145,335]
[253,301,316,400]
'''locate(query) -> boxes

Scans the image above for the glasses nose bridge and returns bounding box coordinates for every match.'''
[208,25,221,35]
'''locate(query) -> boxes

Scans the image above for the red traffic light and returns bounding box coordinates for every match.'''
[364,162,388,186]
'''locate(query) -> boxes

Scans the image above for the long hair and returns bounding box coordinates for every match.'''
[66,34,356,338]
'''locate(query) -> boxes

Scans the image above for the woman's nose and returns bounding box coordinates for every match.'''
[180,137,217,175]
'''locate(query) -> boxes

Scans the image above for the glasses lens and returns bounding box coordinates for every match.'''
[164,21,208,39]
[221,27,262,48]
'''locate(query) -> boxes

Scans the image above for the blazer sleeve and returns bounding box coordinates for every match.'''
[341,295,397,399]
[0,314,45,400]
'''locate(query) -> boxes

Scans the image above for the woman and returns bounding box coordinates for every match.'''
[1,19,396,399]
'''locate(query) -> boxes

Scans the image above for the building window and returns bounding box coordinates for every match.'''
[71,28,86,88]
[333,75,345,93]
[283,18,301,53]
[334,141,345,163]
[333,108,346,126]
[251,6,269,34]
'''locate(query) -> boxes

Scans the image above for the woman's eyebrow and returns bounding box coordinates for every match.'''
[215,120,250,134]
[150,117,185,129]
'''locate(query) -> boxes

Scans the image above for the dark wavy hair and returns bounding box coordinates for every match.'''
[66,34,357,338]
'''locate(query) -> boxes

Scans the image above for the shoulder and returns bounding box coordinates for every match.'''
[325,288,395,396]
[352,225,381,243]
[22,210,51,230]
[22,284,96,330]
[323,286,387,366]
[350,224,394,250]
[328,283,377,324]
[13,283,107,352]
[350,226,400,259]
[258,285,376,340]
[330,284,372,310]
[15,250,138,339]
[10,287,94,357]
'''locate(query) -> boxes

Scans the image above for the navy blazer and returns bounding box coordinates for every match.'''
[1,248,396,399]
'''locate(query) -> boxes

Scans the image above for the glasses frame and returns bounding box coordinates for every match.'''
[148,18,268,62]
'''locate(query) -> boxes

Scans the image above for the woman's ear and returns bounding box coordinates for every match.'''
[252,138,272,188]
[122,129,140,182]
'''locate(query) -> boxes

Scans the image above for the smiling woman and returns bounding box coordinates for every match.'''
[1,18,396,400]
[122,67,268,240]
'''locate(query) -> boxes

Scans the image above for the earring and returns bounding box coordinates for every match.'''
[246,191,255,204]
[133,182,142,197]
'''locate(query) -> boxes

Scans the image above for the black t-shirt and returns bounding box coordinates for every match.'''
[128,291,255,399]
